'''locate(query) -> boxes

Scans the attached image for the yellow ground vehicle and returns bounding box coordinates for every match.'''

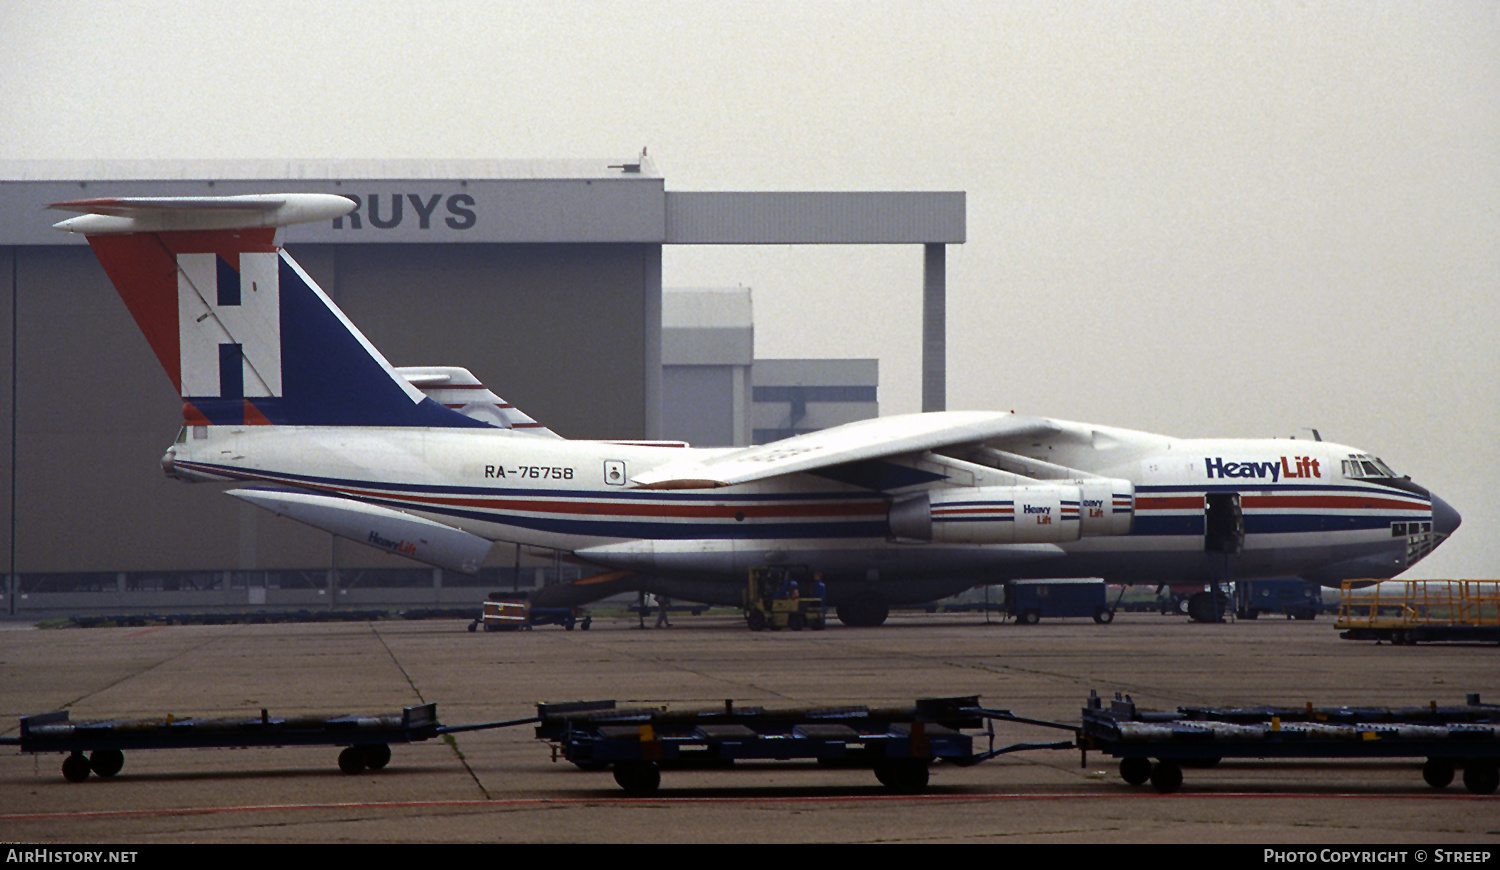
[1337,579,1499,644]
[744,567,826,631]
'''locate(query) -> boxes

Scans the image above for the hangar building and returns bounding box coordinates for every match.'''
[0,158,963,615]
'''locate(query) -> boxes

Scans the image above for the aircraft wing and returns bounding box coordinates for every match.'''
[630,411,1057,490]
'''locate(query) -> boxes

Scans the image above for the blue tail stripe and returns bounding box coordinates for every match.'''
[186,256,490,428]
[218,343,244,400]
[216,254,240,306]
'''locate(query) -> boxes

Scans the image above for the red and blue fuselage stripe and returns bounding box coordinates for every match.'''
[174,460,891,539]
[1132,482,1430,536]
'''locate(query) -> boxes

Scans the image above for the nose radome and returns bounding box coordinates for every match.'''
[1431,493,1462,538]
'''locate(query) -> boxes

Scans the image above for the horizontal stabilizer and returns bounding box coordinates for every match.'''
[228,488,493,574]
[51,194,354,234]
[396,366,560,437]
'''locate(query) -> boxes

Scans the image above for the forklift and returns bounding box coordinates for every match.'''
[744,566,826,631]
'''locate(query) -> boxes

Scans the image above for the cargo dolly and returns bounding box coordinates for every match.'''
[531,696,1069,795]
[1078,690,1500,795]
[9,692,1497,795]
[2,695,1058,789]
[2,704,442,782]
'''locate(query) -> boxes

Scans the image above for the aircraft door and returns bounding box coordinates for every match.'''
[1204,492,1244,556]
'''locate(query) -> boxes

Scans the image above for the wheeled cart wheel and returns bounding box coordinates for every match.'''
[1462,761,1499,795]
[873,758,930,793]
[612,760,661,795]
[1422,758,1454,789]
[338,745,367,774]
[1120,756,1151,786]
[62,752,91,783]
[1149,760,1183,793]
[90,748,125,778]
[362,743,392,770]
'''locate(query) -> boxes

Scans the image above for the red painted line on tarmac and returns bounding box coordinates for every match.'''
[2,790,1487,821]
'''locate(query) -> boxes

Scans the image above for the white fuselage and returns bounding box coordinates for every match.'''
[164,417,1441,606]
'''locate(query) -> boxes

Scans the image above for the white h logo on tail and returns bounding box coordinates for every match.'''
[177,252,283,398]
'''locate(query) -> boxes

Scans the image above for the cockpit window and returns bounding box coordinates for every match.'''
[1343,454,1397,479]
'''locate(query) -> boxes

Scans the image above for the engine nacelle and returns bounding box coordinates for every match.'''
[889,481,1134,544]
[1077,479,1135,537]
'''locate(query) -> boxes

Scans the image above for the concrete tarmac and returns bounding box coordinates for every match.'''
[0,610,1496,844]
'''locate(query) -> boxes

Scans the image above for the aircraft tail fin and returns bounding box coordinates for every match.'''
[53,194,493,429]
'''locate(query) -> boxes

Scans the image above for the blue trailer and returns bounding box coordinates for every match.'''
[532,696,1016,794]
[1006,579,1114,624]
[5,704,441,782]
[1236,577,1322,620]
[1078,691,1500,795]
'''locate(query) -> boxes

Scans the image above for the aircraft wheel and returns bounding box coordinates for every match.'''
[1120,756,1151,786]
[746,610,766,631]
[89,749,125,778]
[62,752,91,783]
[1187,591,1224,623]
[1019,609,1040,625]
[1462,761,1499,795]
[338,745,367,775]
[362,743,392,770]
[1422,758,1454,789]
[1149,760,1183,794]
[612,761,661,795]
[1094,607,1114,624]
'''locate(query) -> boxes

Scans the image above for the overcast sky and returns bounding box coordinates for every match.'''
[3,1,1496,578]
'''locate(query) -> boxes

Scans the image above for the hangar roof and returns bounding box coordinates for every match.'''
[0,157,962,246]
[0,157,660,181]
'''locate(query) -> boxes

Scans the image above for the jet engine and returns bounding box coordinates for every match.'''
[888,480,1134,545]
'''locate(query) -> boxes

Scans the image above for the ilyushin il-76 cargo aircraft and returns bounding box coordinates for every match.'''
[53,193,1461,626]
